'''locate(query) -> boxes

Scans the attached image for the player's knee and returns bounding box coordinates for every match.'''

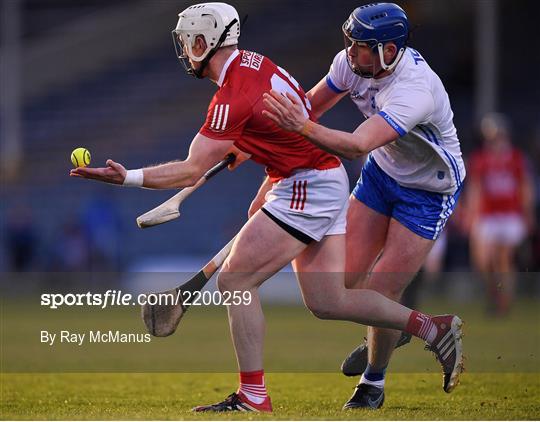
[305,299,338,320]
[216,271,235,293]
[216,263,254,293]
[308,304,334,320]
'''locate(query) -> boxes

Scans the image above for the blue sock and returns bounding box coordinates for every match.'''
[363,364,387,383]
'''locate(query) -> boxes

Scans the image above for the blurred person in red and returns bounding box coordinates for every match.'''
[466,113,536,315]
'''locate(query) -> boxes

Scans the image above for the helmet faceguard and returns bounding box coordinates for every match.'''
[172,2,241,79]
[342,3,409,78]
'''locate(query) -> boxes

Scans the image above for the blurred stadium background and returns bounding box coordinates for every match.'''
[0,0,539,300]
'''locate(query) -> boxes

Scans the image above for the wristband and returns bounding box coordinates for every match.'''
[300,120,314,137]
[123,169,144,187]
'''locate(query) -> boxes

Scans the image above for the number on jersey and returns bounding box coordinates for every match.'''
[270,66,311,119]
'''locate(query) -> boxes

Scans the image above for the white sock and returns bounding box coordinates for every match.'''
[360,374,385,389]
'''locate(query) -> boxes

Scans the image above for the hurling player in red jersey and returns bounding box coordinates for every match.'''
[71,3,464,411]
[467,113,535,315]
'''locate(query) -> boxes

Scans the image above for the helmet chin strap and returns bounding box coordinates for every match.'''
[190,18,239,79]
[376,43,406,74]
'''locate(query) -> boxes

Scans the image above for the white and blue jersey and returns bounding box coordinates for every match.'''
[327,47,465,194]
[326,47,465,239]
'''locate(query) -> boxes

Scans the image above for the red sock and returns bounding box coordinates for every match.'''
[406,311,437,343]
[238,370,267,405]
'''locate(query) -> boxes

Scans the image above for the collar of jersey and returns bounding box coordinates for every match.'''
[217,49,240,87]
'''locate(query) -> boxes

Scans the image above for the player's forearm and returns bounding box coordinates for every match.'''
[302,120,367,160]
[141,161,204,189]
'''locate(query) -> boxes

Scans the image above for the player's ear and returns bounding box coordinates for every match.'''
[383,42,398,63]
[194,35,208,52]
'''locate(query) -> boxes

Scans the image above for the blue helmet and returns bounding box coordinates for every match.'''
[343,3,409,50]
[343,3,409,76]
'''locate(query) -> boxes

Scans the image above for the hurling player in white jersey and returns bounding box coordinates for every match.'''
[263,2,465,410]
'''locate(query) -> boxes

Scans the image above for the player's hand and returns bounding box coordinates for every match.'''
[70,159,127,185]
[225,145,251,170]
[262,90,308,133]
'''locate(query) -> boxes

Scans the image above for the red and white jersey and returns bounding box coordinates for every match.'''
[468,147,527,215]
[199,49,340,181]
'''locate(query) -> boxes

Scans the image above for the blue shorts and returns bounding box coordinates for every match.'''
[352,157,462,240]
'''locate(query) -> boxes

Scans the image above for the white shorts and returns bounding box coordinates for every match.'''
[474,213,527,246]
[262,165,349,242]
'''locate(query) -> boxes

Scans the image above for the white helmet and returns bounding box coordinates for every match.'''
[172,2,240,77]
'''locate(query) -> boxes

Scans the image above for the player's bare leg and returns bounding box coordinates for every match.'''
[344,197,389,289]
[340,198,435,408]
[193,210,308,413]
[342,199,428,376]
[294,235,411,329]
[363,217,434,370]
[221,216,415,375]
[470,228,499,313]
[293,233,463,397]
[290,235,440,332]
[493,243,517,315]
[340,198,392,377]
[217,210,307,371]
[344,201,410,365]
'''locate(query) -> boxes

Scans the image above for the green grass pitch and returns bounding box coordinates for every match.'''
[1,300,539,419]
[2,373,539,420]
